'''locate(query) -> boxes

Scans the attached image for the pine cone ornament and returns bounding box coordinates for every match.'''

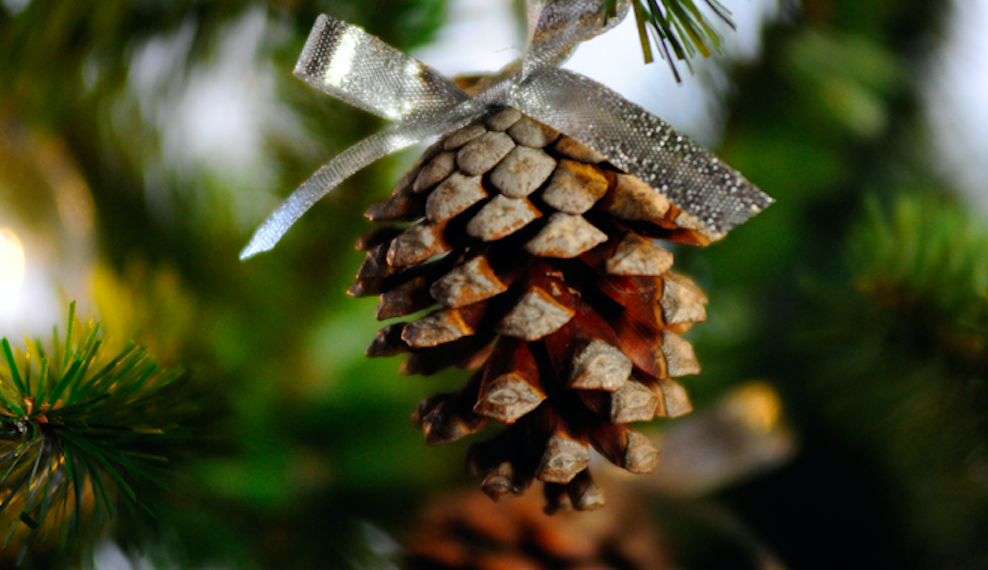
[351,108,712,510]
[241,6,772,513]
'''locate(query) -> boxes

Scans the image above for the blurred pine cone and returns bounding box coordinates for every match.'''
[351,108,710,510]
[402,486,671,570]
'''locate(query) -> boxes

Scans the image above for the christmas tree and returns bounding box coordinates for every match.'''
[1,1,986,569]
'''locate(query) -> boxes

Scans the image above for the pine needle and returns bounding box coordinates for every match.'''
[632,0,734,81]
[0,302,191,559]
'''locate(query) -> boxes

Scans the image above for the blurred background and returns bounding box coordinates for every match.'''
[2,0,987,568]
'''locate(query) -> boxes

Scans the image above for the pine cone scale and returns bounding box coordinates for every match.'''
[474,337,545,424]
[490,146,557,198]
[430,253,508,308]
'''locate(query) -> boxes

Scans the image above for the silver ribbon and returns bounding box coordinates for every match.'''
[240,0,773,259]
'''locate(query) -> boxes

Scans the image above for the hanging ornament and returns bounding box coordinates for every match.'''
[241,0,773,510]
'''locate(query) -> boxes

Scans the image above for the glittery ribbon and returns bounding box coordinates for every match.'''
[240,0,773,259]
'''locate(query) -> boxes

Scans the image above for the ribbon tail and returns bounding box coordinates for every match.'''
[505,69,773,239]
[241,127,424,260]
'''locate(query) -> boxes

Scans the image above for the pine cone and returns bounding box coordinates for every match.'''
[351,108,710,510]
[402,485,671,570]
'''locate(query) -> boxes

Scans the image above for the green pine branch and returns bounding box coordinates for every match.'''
[851,193,988,366]
[0,303,191,563]
[796,192,988,559]
[630,0,734,81]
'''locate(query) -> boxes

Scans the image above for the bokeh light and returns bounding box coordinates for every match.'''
[0,227,26,311]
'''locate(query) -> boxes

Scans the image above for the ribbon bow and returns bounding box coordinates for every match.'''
[240,0,772,260]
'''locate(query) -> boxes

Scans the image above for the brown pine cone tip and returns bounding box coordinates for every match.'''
[352,107,710,511]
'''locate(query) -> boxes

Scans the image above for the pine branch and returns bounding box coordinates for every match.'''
[631,0,734,81]
[851,193,988,365]
[0,303,191,563]
[795,192,988,563]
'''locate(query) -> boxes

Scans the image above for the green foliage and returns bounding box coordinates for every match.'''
[784,28,905,138]
[794,192,988,564]
[852,193,988,346]
[631,0,734,81]
[0,303,189,563]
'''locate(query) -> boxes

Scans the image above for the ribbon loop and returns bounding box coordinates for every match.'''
[294,15,469,122]
[522,0,631,77]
